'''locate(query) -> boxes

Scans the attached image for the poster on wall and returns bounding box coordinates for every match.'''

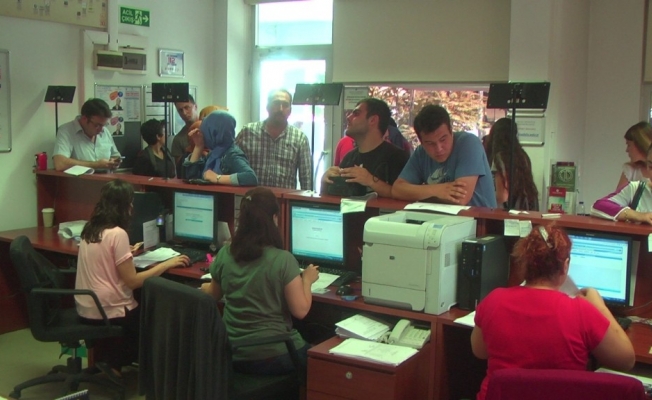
[94,85,142,135]
[0,49,11,152]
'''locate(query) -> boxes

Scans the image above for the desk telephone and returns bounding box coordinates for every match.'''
[387,319,431,349]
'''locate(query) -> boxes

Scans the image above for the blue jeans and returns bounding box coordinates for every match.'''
[232,344,309,375]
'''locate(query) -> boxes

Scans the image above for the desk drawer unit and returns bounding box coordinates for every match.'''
[307,337,429,400]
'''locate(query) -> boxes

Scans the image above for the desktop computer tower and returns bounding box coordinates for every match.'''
[457,235,509,311]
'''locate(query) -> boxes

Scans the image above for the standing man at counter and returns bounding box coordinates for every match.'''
[236,89,313,190]
[322,98,409,197]
[171,94,199,176]
[392,105,496,207]
[53,98,121,171]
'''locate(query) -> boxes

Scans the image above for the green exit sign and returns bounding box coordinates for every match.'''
[120,6,150,27]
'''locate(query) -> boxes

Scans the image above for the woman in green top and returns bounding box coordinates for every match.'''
[201,187,320,374]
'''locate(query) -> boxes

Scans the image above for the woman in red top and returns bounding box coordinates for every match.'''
[471,225,635,400]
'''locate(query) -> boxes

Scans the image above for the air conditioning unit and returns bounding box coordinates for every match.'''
[94,50,123,71]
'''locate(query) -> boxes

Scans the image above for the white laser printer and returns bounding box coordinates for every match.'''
[361,211,476,315]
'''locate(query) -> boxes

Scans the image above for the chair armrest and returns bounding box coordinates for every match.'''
[32,287,112,326]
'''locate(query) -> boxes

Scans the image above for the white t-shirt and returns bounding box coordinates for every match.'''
[622,163,646,182]
[75,226,136,319]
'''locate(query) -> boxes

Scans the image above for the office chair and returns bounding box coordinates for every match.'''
[8,235,126,400]
[138,277,302,400]
[485,368,646,400]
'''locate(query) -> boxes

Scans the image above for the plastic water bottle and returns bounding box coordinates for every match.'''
[578,201,586,216]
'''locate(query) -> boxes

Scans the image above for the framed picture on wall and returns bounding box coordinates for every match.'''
[158,49,184,78]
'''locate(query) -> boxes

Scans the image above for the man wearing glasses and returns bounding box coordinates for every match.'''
[53,98,121,171]
[236,89,313,190]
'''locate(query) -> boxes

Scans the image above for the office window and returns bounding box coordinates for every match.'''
[257,0,333,46]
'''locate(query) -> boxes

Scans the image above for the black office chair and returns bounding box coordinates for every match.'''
[138,276,302,400]
[8,235,126,399]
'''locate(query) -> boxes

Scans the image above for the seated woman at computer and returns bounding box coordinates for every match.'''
[201,187,320,374]
[183,111,258,185]
[75,179,190,381]
[592,143,652,224]
[615,121,652,191]
[471,225,634,400]
[133,119,177,178]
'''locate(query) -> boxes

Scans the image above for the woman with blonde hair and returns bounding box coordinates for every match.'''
[616,121,652,190]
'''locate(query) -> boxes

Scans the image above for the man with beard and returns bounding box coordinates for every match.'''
[236,89,313,190]
[321,98,409,198]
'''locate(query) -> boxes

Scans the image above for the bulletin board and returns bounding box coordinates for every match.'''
[94,84,143,168]
[0,0,107,29]
[0,49,11,153]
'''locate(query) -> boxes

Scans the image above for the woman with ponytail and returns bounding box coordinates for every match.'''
[470,224,634,400]
[201,187,319,375]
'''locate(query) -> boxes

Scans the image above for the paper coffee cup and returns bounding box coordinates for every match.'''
[42,208,55,228]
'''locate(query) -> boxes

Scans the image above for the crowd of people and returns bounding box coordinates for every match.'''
[52,91,649,396]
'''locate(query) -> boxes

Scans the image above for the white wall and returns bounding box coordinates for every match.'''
[332,0,511,83]
[0,0,244,231]
[583,0,645,207]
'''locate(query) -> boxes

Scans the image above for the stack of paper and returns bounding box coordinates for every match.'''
[329,338,418,366]
[58,220,87,239]
[335,314,392,341]
[133,247,179,269]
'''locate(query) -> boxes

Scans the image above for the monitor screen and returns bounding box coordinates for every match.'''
[288,201,345,267]
[567,230,633,306]
[173,191,217,245]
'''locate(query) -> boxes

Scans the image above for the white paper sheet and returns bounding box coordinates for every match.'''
[403,202,470,215]
[142,219,160,250]
[63,165,94,175]
[453,311,476,327]
[58,220,87,239]
[335,314,391,341]
[340,192,378,214]
[329,338,418,366]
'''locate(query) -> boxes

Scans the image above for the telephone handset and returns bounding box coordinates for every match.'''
[387,319,431,349]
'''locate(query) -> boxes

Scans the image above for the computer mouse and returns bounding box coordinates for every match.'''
[336,285,354,296]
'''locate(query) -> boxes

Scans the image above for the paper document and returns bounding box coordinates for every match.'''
[64,166,94,176]
[135,247,179,262]
[58,220,87,239]
[309,272,339,292]
[142,219,160,250]
[453,311,476,327]
[329,338,418,366]
[504,219,532,237]
[341,192,378,214]
[404,202,470,215]
[335,314,391,341]
[559,276,579,297]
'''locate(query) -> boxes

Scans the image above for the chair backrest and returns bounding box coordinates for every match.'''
[138,277,230,400]
[486,368,646,400]
[9,236,65,332]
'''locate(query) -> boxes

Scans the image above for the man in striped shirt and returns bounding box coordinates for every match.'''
[236,89,313,190]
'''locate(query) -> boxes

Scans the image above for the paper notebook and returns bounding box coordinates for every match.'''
[329,338,418,366]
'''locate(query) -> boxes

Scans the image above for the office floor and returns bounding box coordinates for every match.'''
[0,329,143,400]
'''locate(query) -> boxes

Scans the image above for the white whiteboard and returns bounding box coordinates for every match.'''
[0,49,11,152]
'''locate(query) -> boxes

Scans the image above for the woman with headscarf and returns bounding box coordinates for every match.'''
[183,111,258,186]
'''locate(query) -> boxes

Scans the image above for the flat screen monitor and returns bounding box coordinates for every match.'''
[567,230,633,307]
[173,191,217,245]
[288,201,345,269]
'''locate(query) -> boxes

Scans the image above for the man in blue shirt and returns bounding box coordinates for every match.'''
[392,105,496,208]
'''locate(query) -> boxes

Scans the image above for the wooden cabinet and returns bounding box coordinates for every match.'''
[307,337,430,400]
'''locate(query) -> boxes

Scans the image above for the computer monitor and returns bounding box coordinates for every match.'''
[173,190,218,246]
[567,229,634,306]
[129,191,164,245]
[288,201,346,269]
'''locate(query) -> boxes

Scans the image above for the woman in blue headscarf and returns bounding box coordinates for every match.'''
[183,111,258,186]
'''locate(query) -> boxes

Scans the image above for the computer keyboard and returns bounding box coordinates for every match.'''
[617,316,632,330]
[316,267,359,287]
[160,246,207,264]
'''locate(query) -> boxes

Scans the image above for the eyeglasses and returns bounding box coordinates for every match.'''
[87,118,108,129]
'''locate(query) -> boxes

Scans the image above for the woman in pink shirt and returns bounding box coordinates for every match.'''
[75,179,189,382]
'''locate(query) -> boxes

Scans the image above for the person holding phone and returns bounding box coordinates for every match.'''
[53,98,122,171]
